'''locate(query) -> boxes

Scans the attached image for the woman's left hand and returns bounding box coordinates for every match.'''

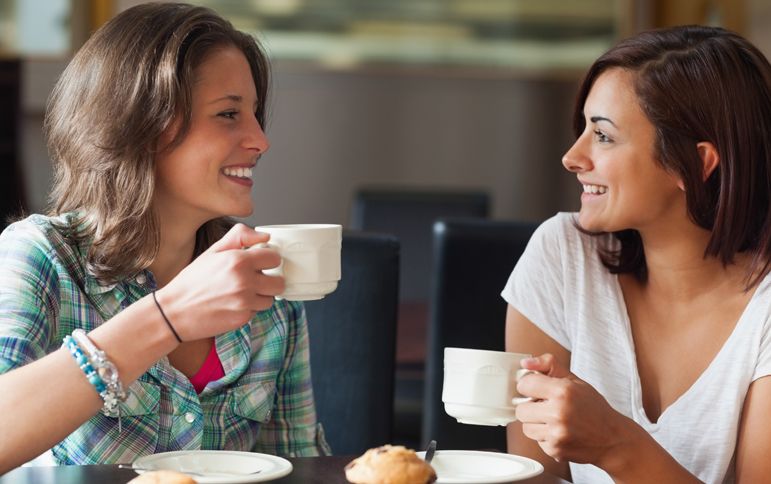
[515,353,634,468]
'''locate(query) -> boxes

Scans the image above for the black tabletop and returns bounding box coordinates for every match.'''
[0,456,569,484]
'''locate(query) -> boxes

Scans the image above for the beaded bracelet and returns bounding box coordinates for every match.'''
[64,330,128,431]
[63,335,106,394]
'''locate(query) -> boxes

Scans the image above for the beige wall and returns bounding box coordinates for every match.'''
[250,65,579,226]
[748,0,771,60]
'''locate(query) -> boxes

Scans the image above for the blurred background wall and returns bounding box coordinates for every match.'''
[5,0,765,228]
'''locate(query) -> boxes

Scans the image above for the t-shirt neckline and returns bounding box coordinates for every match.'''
[613,272,770,428]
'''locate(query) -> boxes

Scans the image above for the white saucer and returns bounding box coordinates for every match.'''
[416,450,543,483]
[132,450,293,483]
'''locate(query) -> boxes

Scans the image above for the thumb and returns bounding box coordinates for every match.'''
[520,353,572,379]
[207,224,269,253]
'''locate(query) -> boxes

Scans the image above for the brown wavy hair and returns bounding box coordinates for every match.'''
[574,25,771,287]
[45,2,271,284]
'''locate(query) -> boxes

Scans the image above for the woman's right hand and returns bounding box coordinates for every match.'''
[154,223,285,341]
[515,353,638,471]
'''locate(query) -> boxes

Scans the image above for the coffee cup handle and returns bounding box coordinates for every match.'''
[512,368,539,405]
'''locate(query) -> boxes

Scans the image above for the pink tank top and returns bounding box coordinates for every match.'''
[189,341,225,394]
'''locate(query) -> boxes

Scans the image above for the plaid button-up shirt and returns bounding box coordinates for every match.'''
[0,214,331,464]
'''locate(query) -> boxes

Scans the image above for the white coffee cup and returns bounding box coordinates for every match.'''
[254,224,342,301]
[442,347,534,426]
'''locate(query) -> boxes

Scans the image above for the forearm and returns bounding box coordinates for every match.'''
[87,293,179,384]
[0,294,178,472]
[0,348,102,471]
[601,419,702,484]
[507,422,571,480]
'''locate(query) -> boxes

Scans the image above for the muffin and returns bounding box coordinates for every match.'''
[345,445,437,484]
[127,470,197,484]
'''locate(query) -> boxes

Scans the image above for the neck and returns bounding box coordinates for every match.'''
[149,210,202,288]
[637,221,749,300]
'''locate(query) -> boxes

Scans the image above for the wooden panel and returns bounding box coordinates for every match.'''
[653,0,745,34]
[90,0,114,31]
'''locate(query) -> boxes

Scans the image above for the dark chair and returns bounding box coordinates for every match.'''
[350,188,490,305]
[0,59,26,227]
[422,217,540,451]
[350,188,490,447]
[304,231,400,455]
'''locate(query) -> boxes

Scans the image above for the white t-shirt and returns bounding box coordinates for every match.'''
[501,212,771,484]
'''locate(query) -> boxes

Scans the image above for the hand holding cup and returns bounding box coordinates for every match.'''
[153,223,286,341]
[514,353,631,466]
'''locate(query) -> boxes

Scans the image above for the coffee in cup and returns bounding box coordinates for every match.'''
[254,224,342,301]
[442,347,533,426]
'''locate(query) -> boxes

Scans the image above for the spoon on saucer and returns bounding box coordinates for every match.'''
[424,439,437,464]
[118,464,262,477]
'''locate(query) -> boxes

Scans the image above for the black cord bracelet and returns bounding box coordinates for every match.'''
[152,290,182,343]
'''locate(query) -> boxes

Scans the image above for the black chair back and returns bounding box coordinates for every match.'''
[304,231,400,455]
[350,188,489,303]
[422,218,539,451]
[350,188,490,447]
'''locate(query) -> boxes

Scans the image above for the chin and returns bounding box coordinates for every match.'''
[230,203,254,218]
[577,212,609,233]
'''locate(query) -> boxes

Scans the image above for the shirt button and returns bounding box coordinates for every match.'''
[184,412,196,423]
[135,273,147,285]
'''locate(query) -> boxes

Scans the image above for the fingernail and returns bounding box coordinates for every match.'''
[520,357,537,365]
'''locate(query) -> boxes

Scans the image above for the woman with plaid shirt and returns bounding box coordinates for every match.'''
[0,3,329,472]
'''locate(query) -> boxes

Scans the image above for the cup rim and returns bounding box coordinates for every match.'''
[256,224,341,230]
[444,347,529,358]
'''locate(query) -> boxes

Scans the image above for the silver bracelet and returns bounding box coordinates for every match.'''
[71,329,128,425]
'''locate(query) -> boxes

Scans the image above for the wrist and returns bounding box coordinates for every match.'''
[598,417,697,484]
[596,413,646,476]
[151,289,184,345]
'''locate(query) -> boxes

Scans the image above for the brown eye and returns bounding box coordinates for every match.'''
[594,130,612,143]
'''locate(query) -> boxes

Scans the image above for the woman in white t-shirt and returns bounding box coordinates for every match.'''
[502,26,771,483]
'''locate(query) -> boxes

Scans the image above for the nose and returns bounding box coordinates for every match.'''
[561,136,591,173]
[244,114,270,154]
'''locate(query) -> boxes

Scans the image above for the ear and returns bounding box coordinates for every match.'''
[675,142,719,191]
[696,141,720,181]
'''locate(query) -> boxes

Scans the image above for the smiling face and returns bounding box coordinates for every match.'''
[153,45,269,226]
[562,68,685,233]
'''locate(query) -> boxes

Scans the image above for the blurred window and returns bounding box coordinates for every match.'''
[0,0,71,57]
[189,0,632,72]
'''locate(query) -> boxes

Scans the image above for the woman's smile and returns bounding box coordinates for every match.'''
[221,165,255,187]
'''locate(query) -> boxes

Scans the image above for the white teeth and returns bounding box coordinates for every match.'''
[582,184,607,194]
[223,166,253,178]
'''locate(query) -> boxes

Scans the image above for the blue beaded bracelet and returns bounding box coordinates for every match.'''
[63,335,107,394]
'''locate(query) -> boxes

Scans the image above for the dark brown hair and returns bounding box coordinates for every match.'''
[574,25,771,286]
[44,2,271,284]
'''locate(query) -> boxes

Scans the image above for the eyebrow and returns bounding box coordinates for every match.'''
[590,115,617,128]
[209,94,243,104]
[208,94,259,110]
